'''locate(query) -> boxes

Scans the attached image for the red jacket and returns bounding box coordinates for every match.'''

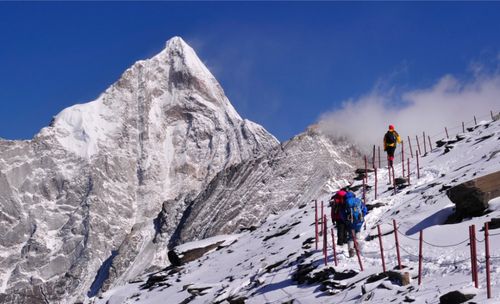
[330,190,347,221]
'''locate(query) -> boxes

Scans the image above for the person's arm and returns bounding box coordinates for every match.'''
[396,131,401,144]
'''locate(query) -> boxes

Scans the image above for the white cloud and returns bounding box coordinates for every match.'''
[318,72,500,152]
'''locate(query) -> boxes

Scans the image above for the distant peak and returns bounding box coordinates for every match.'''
[165,36,189,52]
[161,36,201,65]
[159,36,216,82]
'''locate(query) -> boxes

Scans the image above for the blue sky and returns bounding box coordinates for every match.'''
[1,2,500,142]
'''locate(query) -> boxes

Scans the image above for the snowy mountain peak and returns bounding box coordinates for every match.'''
[40,36,243,159]
[162,36,212,74]
[158,36,226,104]
[164,36,190,55]
[0,37,279,303]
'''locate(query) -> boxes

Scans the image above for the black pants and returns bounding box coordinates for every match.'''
[386,146,396,165]
[336,220,348,245]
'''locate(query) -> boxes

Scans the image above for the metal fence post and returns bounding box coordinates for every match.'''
[393,219,402,270]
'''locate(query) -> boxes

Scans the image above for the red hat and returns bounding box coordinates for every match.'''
[389,124,395,130]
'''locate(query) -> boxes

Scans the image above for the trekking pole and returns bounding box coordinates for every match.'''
[352,229,364,271]
[323,215,328,266]
[418,230,423,285]
[377,225,386,273]
[393,219,402,270]
[416,135,422,156]
[423,132,427,155]
[315,200,318,250]
[407,136,413,158]
[485,222,492,298]
[331,228,337,266]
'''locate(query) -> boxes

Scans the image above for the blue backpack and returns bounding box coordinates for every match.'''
[343,192,367,231]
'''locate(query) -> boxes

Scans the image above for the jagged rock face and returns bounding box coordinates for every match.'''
[164,127,363,246]
[0,37,278,303]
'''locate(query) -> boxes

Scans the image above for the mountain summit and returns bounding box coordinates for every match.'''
[0,37,278,303]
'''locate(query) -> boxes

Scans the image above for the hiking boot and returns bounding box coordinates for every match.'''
[349,248,355,258]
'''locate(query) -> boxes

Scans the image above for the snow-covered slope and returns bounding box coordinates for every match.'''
[94,117,500,304]
[0,37,279,303]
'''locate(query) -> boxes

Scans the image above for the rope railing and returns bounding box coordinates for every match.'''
[311,110,500,297]
[396,229,420,241]
[396,225,476,249]
[422,238,470,248]
[367,110,499,169]
[360,110,500,206]
[398,244,420,259]
[315,202,500,297]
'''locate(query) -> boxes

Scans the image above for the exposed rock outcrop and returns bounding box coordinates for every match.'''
[446,171,500,223]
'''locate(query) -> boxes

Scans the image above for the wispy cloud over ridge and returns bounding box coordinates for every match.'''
[318,70,500,151]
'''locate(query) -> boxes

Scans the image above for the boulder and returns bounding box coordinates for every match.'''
[355,168,375,174]
[168,241,225,266]
[488,218,500,230]
[395,177,408,186]
[365,271,410,286]
[366,202,386,212]
[226,295,247,304]
[446,171,500,222]
[494,111,500,121]
[354,168,375,181]
[439,290,475,304]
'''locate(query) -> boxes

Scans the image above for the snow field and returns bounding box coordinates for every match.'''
[93,118,500,303]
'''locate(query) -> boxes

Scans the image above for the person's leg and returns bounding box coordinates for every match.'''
[387,146,396,166]
[335,220,341,245]
[336,220,345,245]
[354,230,361,251]
[349,230,362,257]
[347,228,355,257]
